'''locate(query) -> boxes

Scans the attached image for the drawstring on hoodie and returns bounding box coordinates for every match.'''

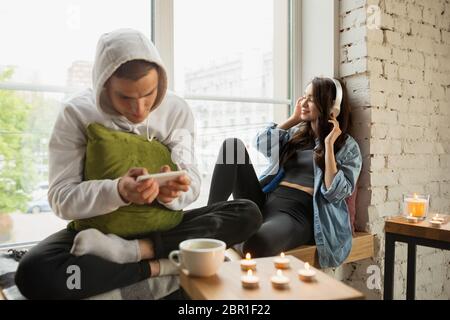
[123,99,155,142]
[146,116,155,142]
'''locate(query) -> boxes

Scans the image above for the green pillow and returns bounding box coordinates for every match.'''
[68,123,184,238]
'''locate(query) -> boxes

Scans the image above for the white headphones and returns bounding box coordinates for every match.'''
[329,78,343,118]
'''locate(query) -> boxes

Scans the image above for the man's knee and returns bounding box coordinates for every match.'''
[15,249,69,299]
[15,251,45,299]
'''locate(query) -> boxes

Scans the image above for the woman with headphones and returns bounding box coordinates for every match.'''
[207,77,362,268]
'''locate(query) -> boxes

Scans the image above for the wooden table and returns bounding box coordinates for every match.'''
[180,255,364,300]
[383,215,450,300]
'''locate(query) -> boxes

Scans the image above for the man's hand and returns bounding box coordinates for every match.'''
[118,167,159,205]
[157,165,191,204]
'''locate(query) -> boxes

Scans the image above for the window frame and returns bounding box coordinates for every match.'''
[1,0,341,249]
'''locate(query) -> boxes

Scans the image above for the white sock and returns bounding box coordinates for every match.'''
[158,259,179,276]
[70,229,141,264]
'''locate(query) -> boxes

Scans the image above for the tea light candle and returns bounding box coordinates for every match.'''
[431,214,445,222]
[241,269,259,289]
[240,253,256,271]
[404,193,427,218]
[429,219,443,228]
[273,252,290,269]
[271,269,290,289]
[430,214,445,228]
[406,214,420,223]
[298,262,316,282]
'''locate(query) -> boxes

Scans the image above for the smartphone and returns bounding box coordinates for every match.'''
[136,170,188,186]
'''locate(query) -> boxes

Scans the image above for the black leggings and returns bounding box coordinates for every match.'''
[15,199,262,300]
[208,138,314,258]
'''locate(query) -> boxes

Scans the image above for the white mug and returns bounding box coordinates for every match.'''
[168,238,226,277]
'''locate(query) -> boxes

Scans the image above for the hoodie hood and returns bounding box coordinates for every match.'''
[92,28,168,120]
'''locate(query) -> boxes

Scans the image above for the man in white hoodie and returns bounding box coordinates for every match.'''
[15,29,262,300]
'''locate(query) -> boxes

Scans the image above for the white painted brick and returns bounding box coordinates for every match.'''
[370,186,387,205]
[414,37,435,54]
[399,66,423,82]
[340,0,366,15]
[399,169,433,185]
[371,77,402,94]
[391,48,409,64]
[374,201,400,216]
[398,113,429,127]
[340,58,368,77]
[430,115,450,128]
[371,123,388,139]
[437,56,450,73]
[347,41,368,60]
[440,155,450,168]
[387,155,428,169]
[433,43,450,57]
[367,29,384,44]
[403,82,431,99]
[431,85,446,100]
[367,59,383,77]
[385,30,403,46]
[443,30,450,44]
[425,71,450,86]
[387,125,403,139]
[367,42,392,60]
[386,95,408,113]
[371,155,386,169]
[384,62,399,79]
[387,185,407,201]
[408,51,425,68]
[342,7,367,29]
[379,12,395,30]
[422,8,437,25]
[394,17,411,34]
[408,98,428,114]
[424,55,439,71]
[406,2,423,22]
[371,169,399,187]
[341,26,366,46]
[371,139,402,154]
[406,126,424,140]
[411,22,441,42]
[371,108,398,125]
[385,0,406,16]
[370,91,386,106]
[403,141,434,154]
[425,182,440,197]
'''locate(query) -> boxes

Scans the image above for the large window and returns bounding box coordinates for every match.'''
[0,0,292,247]
[171,0,290,207]
[0,0,152,247]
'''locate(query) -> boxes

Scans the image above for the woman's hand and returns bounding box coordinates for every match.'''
[290,96,306,124]
[279,96,306,130]
[324,115,342,147]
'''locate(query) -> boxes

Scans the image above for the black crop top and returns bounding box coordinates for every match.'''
[282,147,314,188]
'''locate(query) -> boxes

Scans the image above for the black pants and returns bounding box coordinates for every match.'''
[15,200,262,300]
[208,138,314,258]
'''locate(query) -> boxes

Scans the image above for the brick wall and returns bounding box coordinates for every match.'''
[336,0,450,299]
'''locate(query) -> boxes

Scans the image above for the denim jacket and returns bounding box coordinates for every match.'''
[254,123,362,268]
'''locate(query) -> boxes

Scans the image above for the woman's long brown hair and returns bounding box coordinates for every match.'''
[279,77,351,172]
